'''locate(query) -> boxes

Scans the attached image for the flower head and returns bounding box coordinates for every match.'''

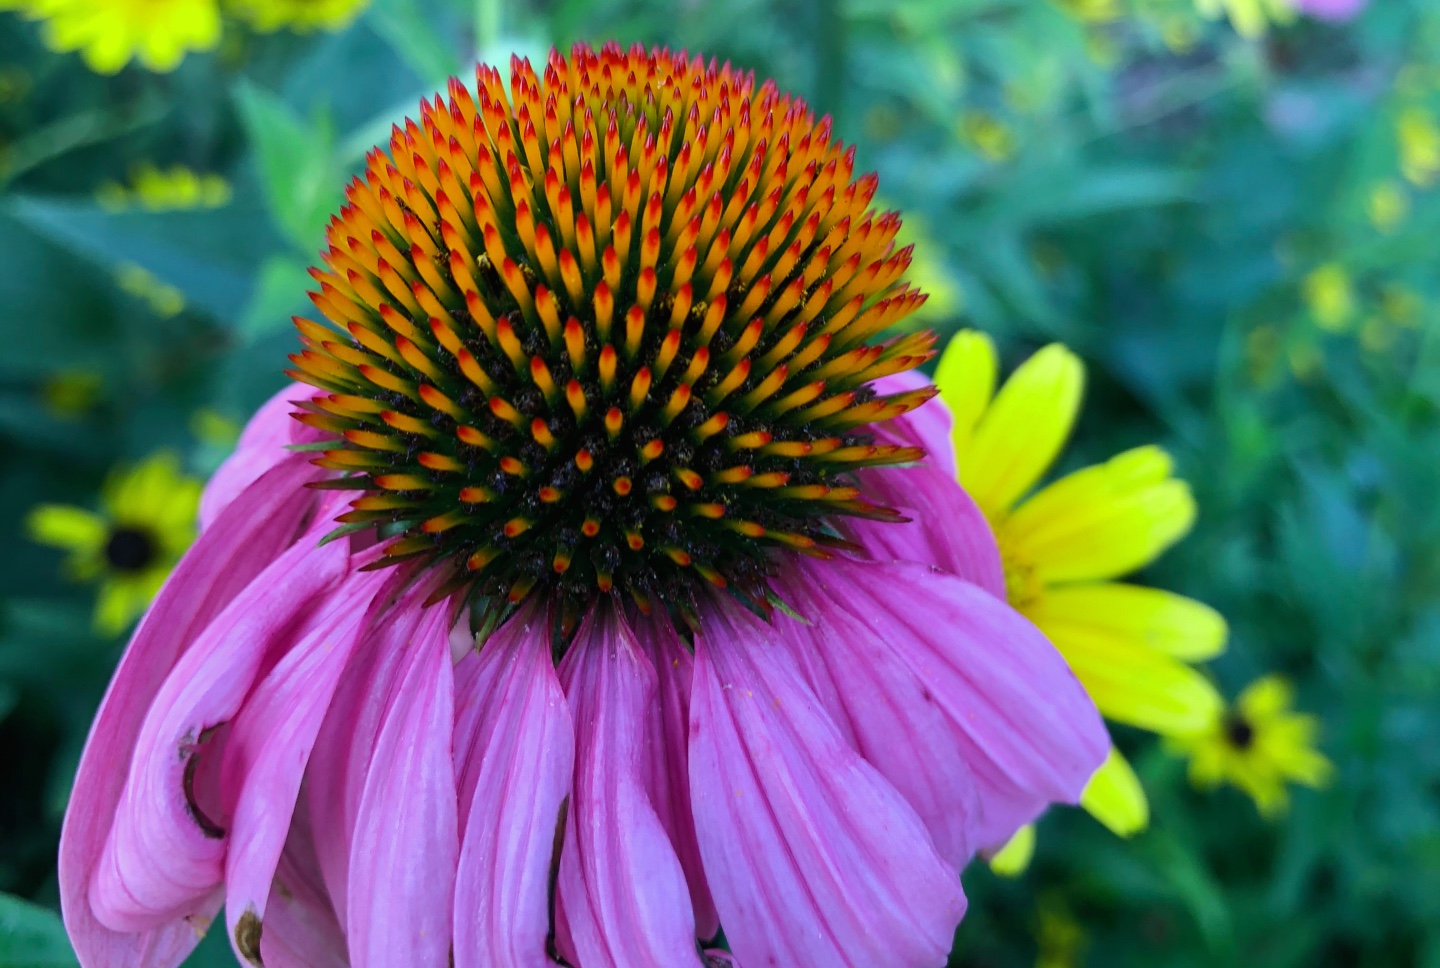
[934,330,1226,851]
[59,44,1107,968]
[1172,674,1334,817]
[27,452,201,634]
[20,0,220,74]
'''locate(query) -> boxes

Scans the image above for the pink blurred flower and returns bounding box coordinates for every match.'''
[59,44,1108,968]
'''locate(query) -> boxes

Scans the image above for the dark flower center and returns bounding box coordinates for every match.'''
[1224,715,1255,751]
[104,526,158,573]
[290,43,935,615]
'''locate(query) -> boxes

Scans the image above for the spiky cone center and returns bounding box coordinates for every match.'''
[289,41,937,614]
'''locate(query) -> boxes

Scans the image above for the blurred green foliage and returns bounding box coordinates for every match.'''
[2,0,1439,966]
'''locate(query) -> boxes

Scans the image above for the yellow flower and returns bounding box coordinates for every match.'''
[1193,0,1294,37]
[22,0,220,74]
[1302,263,1356,333]
[225,0,369,32]
[98,163,231,212]
[116,263,186,318]
[1398,107,1440,187]
[1170,675,1333,817]
[26,452,200,635]
[936,331,1226,860]
[1367,181,1409,233]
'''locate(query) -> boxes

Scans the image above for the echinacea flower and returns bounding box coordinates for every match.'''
[59,43,1108,968]
[929,331,1226,864]
[1171,674,1333,817]
[19,0,220,74]
[27,452,201,635]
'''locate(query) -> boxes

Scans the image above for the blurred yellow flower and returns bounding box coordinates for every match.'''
[116,263,186,317]
[937,331,1226,863]
[1302,263,1356,332]
[1366,181,1409,233]
[26,452,200,635]
[1194,0,1294,37]
[960,111,1017,163]
[1398,107,1440,187]
[97,163,231,212]
[225,0,369,32]
[1051,0,1122,22]
[1171,675,1333,817]
[20,0,220,74]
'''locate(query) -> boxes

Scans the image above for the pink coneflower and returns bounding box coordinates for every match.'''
[60,42,1107,968]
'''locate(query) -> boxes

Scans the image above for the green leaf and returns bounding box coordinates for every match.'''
[238,255,318,342]
[0,893,79,968]
[233,81,342,252]
[365,0,462,85]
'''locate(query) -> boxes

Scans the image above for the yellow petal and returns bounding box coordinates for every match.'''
[26,504,107,552]
[1027,583,1228,661]
[93,579,142,636]
[934,329,997,466]
[961,343,1084,518]
[1036,608,1224,735]
[987,824,1036,877]
[1237,675,1294,722]
[1003,446,1196,584]
[1081,747,1149,836]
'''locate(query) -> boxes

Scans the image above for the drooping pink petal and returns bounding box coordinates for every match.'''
[632,611,718,940]
[794,557,1108,849]
[198,384,324,531]
[258,781,349,968]
[306,577,430,932]
[689,596,967,968]
[222,569,387,966]
[346,604,457,968]
[853,373,1006,597]
[451,601,575,968]
[61,458,322,968]
[771,565,981,869]
[556,606,698,967]
[88,510,354,935]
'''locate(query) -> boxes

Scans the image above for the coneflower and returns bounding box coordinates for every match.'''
[60,42,1107,968]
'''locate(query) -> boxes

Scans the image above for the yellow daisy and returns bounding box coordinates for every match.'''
[224,0,369,33]
[26,452,201,635]
[22,0,220,74]
[935,331,1227,867]
[1171,675,1334,817]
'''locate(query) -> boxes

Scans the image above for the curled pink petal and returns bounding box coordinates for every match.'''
[89,501,352,934]
[346,604,457,968]
[556,606,698,967]
[689,596,967,968]
[61,457,321,967]
[772,565,981,868]
[633,611,718,940]
[222,569,387,966]
[199,384,323,531]
[798,557,1107,848]
[452,601,575,968]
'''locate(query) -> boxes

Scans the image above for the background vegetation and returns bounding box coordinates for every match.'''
[2,0,1438,965]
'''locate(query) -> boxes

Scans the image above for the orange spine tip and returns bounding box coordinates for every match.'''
[565,379,588,419]
[629,366,652,409]
[498,456,527,477]
[604,406,624,439]
[417,383,464,420]
[489,396,525,428]
[640,438,665,462]
[624,305,647,359]
[712,465,753,485]
[374,474,433,491]
[531,418,557,449]
[558,248,585,304]
[380,410,437,437]
[564,318,587,373]
[502,517,530,538]
[727,519,766,538]
[691,503,726,519]
[494,318,528,370]
[613,476,633,496]
[661,384,692,423]
[652,495,679,512]
[344,429,405,452]
[539,486,563,503]
[680,347,711,386]
[458,486,493,503]
[655,329,683,380]
[535,286,562,345]
[529,356,558,402]
[417,451,463,472]
[581,517,601,537]
[456,424,495,450]
[636,267,657,312]
[693,412,730,441]
[576,449,594,473]
[598,345,618,393]
[675,467,704,490]
[594,281,615,342]
[625,530,644,551]
[707,358,751,405]
[667,283,693,329]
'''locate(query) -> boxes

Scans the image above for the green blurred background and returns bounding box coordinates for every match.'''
[3,0,1439,965]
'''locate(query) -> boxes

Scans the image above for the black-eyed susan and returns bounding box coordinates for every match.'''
[934,330,1226,866]
[1171,674,1334,817]
[26,452,200,634]
[18,0,220,74]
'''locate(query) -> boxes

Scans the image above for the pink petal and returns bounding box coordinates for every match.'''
[61,458,322,968]
[346,604,457,968]
[632,611,719,940]
[771,564,981,869]
[222,570,387,965]
[689,596,967,968]
[199,384,323,531]
[451,601,575,968]
[306,577,431,932]
[88,497,352,935]
[258,781,349,968]
[556,606,698,967]
[853,373,1006,597]
[797,557,1108,849]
